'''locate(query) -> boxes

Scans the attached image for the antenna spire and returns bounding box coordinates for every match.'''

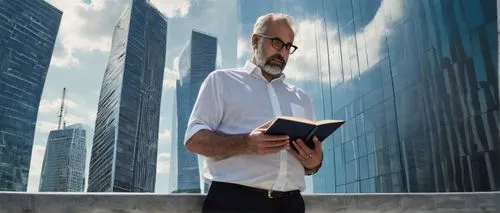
[57,88,66,130]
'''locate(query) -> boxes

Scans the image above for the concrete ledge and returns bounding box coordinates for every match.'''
[1,192,499,213]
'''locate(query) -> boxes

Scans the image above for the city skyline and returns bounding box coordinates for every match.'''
[16,0,499,194]
[27,0,238,193]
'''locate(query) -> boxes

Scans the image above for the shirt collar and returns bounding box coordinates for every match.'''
[244,60,286,82]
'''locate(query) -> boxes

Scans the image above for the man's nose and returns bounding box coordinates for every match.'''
[277,46,288,58]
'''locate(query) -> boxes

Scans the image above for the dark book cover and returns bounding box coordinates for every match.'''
[264,116,345,151]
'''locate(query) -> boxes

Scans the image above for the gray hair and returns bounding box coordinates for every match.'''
[252,13,295,36]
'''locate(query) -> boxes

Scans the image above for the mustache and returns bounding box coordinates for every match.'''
[265,54,286,68]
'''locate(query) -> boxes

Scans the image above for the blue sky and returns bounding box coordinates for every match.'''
[30,0,240,193]
[29,0,399,193]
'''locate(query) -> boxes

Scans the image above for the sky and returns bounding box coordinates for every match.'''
[28,0,396,193]
[29,0,222,193]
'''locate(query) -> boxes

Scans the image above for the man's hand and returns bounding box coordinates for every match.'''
[289,136,323,169]
[245,120,290,155]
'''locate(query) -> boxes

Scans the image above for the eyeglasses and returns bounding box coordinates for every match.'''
[256,34,298,54]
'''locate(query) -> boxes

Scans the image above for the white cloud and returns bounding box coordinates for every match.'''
[237,0,403,84]
[216,44,223,69]
[158,129,171,142]
[38,95,96,128]
[173,56,181,72]
[237,37,250,60]
[150,0,192,18]
[36,121,59,133]
[157,152,171,174]
[282,19,339,84]
[39,97,79,114]
[47,0,193,68]
[278,0,404,84]
[163,68,179,89]
[354,0,403,70]
[158,128,172,152]
[87,110,97,124]
[50,52,80,68]
[27,144,46,192]
[63,113,86,125]
[47,0,124,68]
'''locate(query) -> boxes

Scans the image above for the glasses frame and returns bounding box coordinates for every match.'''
[255,33,298,54]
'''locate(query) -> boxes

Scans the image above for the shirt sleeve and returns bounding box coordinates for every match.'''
[184,71,224,144]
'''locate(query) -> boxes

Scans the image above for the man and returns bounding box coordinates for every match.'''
[184,13,323,213]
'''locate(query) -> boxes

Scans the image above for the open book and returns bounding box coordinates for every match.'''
[264,115,345,150]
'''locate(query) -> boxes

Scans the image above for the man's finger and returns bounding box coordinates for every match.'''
[287,149,305,161]
[295,138,313,154]
[262,144,289,154]
[312,136,322,154]
[292,140,307,157]
[262,140,289,148]
[260,134,289,141]
[257,120,274,129]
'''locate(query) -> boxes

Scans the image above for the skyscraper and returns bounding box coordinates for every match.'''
[0,0,62,191]
[87,0,167,192]
[39,124,86,192]
[173,30,217,193]
[316,0,499,193]
[237,0,498,193]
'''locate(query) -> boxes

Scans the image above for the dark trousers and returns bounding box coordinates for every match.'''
[202,181,305,213]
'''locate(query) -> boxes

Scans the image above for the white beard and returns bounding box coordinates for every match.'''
[255,40,283,76]
[260,64,282,75]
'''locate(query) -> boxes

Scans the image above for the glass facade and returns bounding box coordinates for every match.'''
[39,124,86,192]
[87,0,167,192]
[0,0,61,191]
[174,30,217,193]
[237,0,498,193]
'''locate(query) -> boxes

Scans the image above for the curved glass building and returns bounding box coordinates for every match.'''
[237,0,498,193]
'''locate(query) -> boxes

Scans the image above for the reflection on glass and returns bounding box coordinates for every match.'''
[238,0,497,193]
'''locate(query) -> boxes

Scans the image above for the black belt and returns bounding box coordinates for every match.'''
[210,181,301,199]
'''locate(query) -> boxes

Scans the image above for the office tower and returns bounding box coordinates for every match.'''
[237,0,498,193]
[39,124,86,192]
[173,30,217,193]
[87,0,167,192]
[0,0,62,191]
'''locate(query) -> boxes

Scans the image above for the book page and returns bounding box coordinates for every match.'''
[315,119,344,126]
[276,115,316,125]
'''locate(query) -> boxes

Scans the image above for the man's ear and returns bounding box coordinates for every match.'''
[251,35,259,51]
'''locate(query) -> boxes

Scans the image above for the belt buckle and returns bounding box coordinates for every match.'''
[267,189,276,199]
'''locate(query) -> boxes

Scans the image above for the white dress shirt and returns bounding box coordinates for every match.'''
[184,60,315,192]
